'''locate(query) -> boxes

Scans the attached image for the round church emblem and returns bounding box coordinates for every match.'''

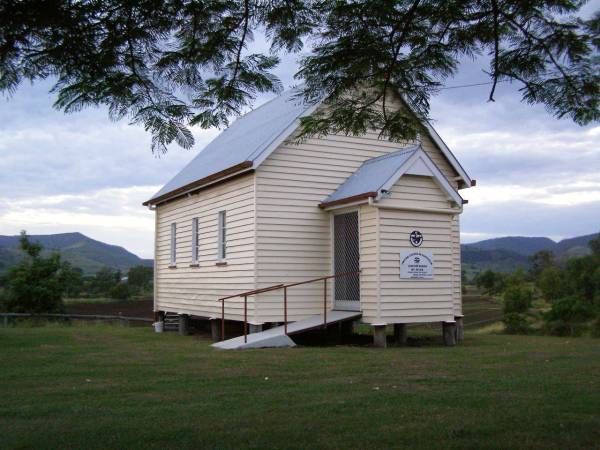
[410,230,423,247]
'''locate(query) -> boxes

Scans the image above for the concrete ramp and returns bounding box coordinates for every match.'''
[212,310,362,350]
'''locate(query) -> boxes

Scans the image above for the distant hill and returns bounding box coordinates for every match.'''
[462,236,556,257]
[0,232,152,275]
[462,232,599,276]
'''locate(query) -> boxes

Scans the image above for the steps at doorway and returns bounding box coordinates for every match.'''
[212,310,362,350]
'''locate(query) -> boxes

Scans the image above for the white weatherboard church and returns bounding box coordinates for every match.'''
[144,88,474,349]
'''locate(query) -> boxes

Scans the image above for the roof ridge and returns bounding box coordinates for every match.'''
[362,143,420,166]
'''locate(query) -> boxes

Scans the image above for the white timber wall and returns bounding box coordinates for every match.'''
[359,204,379,324]
[154,173,256,321]
[253,126,461,323]
[452,215,462,315]
[375,175,459,323]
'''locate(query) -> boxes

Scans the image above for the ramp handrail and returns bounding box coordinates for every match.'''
[217,271,360,342]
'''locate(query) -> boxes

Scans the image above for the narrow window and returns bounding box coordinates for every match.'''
[218,210,226,260]
[170,223,177,266]
[191,217,199,264]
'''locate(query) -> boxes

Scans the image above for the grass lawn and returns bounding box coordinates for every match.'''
[1,324,599,449]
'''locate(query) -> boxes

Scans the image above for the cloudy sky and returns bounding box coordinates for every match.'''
[1,10,599,258]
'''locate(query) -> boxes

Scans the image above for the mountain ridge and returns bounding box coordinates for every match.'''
[462,232,599,275]
[0,232,152,274]
[1,231,597,277]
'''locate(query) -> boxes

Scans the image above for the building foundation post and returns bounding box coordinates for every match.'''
[443,321,457,346]
[210,319,221,341]
[455,315,464,342]
[393,323,408,346]
[178,314,189,336]
[373,325,387,348]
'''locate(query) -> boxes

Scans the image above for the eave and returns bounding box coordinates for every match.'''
[143,161,254,206]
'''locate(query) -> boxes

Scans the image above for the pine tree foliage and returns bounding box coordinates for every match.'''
[0,0,597,152]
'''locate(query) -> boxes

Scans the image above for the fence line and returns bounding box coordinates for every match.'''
[0,312,152,327]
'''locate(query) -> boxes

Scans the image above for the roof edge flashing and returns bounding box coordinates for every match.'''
[143,161,254,206]
[319,191,378,209]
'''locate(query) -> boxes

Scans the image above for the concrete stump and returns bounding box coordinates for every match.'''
[455,316,464,342]
[249,323,263,334]
[443,321,457,346]
[178,314,189,336]
[373,325,387,348]
[393,323,408,346]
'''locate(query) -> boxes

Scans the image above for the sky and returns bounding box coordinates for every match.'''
[1,9,599,258]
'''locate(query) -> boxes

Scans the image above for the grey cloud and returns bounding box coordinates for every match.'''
[462,200,600,242]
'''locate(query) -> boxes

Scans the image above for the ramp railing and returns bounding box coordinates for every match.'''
[217,271,360,343]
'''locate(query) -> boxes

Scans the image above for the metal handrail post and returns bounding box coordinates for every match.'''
[284,286,288,335]
[221,299,225,341]
[244,295,248,343]
[323,278,327,329]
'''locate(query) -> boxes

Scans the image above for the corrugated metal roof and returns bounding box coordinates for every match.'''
[147,87,313,203]
[322,145,420,205]
[146,88,472,205]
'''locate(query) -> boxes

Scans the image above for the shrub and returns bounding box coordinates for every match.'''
[109,283,130,301]
[543,296,596,337]
[543,319,587,337]
[503,284,532,314]
[503,313,531,334]
[545,296,595,323]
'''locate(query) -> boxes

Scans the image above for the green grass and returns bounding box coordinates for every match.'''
[1,324,599,449]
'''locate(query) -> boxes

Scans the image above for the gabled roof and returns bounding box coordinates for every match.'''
[319,144,463,209]
[320,145,419,207]
[144,88,316,205]
[144,88,471,206]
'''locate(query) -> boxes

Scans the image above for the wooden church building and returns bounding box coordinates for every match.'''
[144,88,474,348]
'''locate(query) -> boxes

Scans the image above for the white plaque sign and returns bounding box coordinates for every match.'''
[400,251,434,279]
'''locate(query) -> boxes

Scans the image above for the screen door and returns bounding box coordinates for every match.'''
[333,211,360,310]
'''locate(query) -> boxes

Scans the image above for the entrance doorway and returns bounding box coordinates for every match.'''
[333,211,360,311]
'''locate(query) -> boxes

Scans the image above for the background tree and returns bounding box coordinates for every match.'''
[90,267,120,297]
[62,264,84,298]
[127,266,153,294]
[0,232,75,313]
[474,269,507,295]
[529,250,556,280]
[0,1,597,153]
[538,266,566,302]
[109,282,131,301]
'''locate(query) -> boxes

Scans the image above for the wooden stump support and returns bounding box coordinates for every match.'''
[443,321,457,346]
[210,319,221,341]
[373,325,387,348]
[178,314,189,336]
[394,323,408,346]
[455,315,464,342]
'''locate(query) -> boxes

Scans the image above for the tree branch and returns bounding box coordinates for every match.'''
[229,0,250,88]
[500,10,579,97]
[488,0,500,102]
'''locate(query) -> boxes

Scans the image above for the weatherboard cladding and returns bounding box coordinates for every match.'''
[321,145,419,205]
